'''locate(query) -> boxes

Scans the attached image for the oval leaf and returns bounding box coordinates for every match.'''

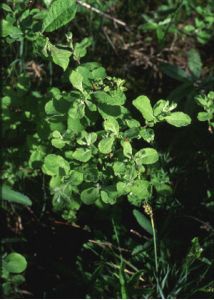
[130,180,150,200]
[188,48,202,79]
[133,209,153,235]
[135,148,159,165]
[160,63,189,82]
[121,140,132,158]
[81,187,99,204]
[4,253,27,273]
[98,137,114,154]
[133,95,154,122]
[165,112,191,127]
[42,154,70,176]
[50,45,71,71]
[69,70,83,92]
[104,118,119,135]
[72,148,92,162]
[42,0,77,32]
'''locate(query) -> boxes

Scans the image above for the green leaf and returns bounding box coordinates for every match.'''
[42,0,77,32]
[126,119,140,128]
[50,45,71,71]
[45,100,57,115]
[94,90,125,106]
[52,130,62,138]
[2,185,32,206]
[97,103,122,118]
[49,175,61,189]
[72,148,92,162]
[76,63,106,87]
[121,140,132,158]
[104,118,119,135]
[135,148,159,165]
[197,112,210,122]
[51,138,66,149]
[10,274,25,285]
[1,3,13,12]
[73,37,92,61]
[160,63,189,82]
[68,101,85,119]
[81,187,99,204]
[69,170,83,186]
[155,183,172,196]
[49,121,65,133]
[101,186,118,204]
[43,0,53,7]
[165,112,191,127]
[98,137,114,154]
[83,167,100,183]
[139,128,155,143]
[91,66,106,80]
[77,131,97,146]
[188,48,202,79]
[67,117,84,133]
[110,90,126,106]
[51,130,66,149]
[116,181,130,195]
[130,180,150,200]
[69,70,84,92]
[4,253,27,274]
[85,132,97,145]
[133,96,154,122]
[113,161,126,177]
[153,100,167,117]
[124,127,140,139]
[42,154,70,176]
[29,146,46,167]
[133,209,153,235]
[1,19,23,39]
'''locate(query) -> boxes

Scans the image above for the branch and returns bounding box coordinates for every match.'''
[76,0,128,29]
[88,239,130,253]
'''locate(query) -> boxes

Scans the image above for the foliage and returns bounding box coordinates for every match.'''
[1,0,214,298]
[196,91,214,131]
[160,48,214,111]
[1,0,192,222]
[76,224,213,299]
[139,0,214,45]
[1,252,28,298]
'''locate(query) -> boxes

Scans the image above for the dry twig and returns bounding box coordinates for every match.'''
[76,0,128,29]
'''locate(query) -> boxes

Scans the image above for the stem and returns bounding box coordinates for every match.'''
[150,212,164,297]
[49,61,53,86]
[159,0,183,49]
[19,39,24,73]
[151,214,158,273]
[112,219,128,299]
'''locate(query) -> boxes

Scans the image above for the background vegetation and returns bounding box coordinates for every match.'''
[1,0,214,298]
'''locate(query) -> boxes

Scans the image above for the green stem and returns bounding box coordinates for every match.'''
[49,61,53,86]
[112,219,128,299]
[151,215,158,273]
[159,0,183,49]
[19,39,24,73]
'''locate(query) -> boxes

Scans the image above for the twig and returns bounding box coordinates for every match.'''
[54,220,91,232]
[76,0,128,29]
[102,27,118,54]
[130,229,151,241]
[88,239,130,253]
[184,215,214,232]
